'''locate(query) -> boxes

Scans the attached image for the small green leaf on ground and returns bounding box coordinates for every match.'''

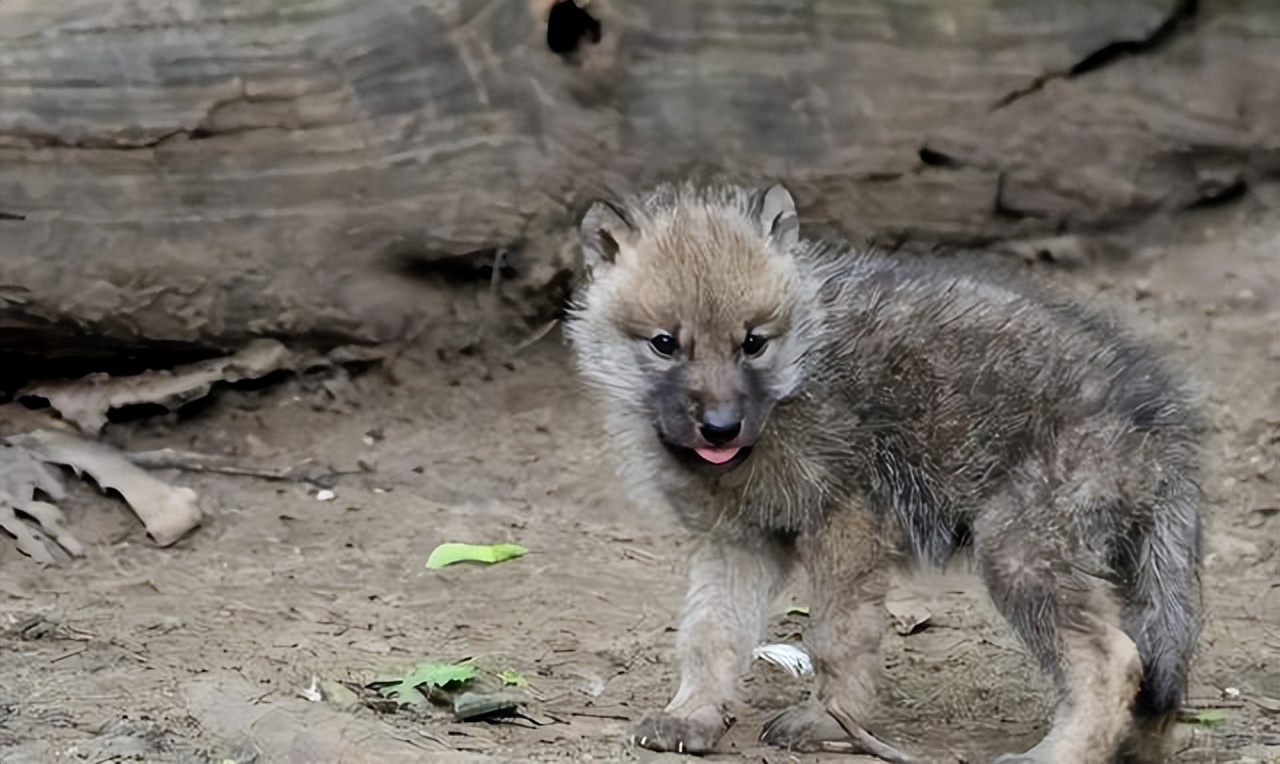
[498,669,528,687]
[786,605,809,617]
[1180,707,1229,728]
[426,542,527,569]
[377,661,477,703]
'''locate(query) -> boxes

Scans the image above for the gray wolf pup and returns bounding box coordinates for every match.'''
[566,181,1202,764]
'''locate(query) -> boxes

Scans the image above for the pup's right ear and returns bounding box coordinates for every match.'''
[580,200,635,273]
[757,184,798,253]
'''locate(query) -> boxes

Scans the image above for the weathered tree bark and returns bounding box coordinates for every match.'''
[1,0,1276,365]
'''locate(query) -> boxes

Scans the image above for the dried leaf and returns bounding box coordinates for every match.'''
[885,597,932,636]
[10,430,201,547]
[0,438,81,563]
[452,691,519,721]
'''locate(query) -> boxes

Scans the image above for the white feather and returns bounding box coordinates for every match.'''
[752,643,813,677]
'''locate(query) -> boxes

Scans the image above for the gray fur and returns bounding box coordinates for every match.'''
[566,182,1203,763]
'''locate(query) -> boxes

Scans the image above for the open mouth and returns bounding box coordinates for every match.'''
[660,440,754,472]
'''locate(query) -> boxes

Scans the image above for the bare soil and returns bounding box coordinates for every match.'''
[2,199,1277,764]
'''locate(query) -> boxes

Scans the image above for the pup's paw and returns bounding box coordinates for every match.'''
[759,702,845,751]
[763,703,924,763]
[631,711,730,754]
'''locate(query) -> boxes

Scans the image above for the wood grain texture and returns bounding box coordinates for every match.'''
[1,0,1276,353]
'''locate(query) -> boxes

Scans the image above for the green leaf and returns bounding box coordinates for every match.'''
[497,669,528,687]
[1182,707,1229,728]
[378,661,477,703]
[426,542,527,569]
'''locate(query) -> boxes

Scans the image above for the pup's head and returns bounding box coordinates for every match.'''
[567,182,810,474]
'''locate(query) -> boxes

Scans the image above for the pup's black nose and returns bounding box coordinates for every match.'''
[699,410,742,446]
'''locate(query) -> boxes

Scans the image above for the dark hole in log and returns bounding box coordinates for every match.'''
[547,0,601,56]
[918,147,960,168]
[1,343,227,402]
[1185,177,1248,210]
[388,247,517,285]
[106,402,171,424]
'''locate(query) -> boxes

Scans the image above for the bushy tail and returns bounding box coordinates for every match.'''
[1117,475,1203,763]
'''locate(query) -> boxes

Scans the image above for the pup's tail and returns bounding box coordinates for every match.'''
[1117,474,1203,763]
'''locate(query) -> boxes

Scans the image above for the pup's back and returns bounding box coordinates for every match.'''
[799,246,1203,722]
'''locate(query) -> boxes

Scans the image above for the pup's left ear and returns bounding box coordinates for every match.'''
[757,184,798,252]
[580,200,636,275]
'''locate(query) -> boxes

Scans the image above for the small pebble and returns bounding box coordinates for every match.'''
[315,489,336,501]
[1223,686,1241,699]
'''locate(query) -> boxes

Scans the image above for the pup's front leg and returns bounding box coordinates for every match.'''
[634,533,793,754]
[762,508,920,764]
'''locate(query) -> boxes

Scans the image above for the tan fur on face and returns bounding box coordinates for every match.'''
[608,205,796,354]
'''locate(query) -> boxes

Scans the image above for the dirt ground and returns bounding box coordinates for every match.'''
[2,194,1277,764]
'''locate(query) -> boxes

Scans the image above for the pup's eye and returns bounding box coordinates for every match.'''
[649,332,679,357]
[741,332,768,357]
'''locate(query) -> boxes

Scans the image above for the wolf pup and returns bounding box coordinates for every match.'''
[566,182,1202,764]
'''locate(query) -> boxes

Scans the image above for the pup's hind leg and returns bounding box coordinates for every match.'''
[1116,711,1177,764]
[761,508,920,764]
[634,533,793,754]
[977,525,1142,764]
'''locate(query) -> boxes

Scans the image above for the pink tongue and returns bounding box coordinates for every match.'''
[695,447,741,465]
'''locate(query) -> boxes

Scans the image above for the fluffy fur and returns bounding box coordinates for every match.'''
[566,181,1203,763]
